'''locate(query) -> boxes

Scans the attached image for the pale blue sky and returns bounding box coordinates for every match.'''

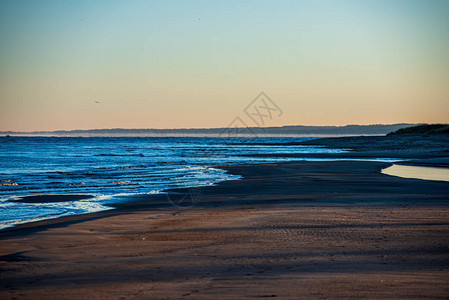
[1,0,448,130]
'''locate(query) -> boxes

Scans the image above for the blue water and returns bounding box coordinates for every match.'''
[0,136,348,228]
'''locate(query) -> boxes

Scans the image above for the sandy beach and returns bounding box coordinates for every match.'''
[1,151,449,299]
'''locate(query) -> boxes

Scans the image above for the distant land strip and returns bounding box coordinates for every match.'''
[1,124,420,137]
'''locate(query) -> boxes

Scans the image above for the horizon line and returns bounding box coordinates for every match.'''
[0,123,428,134]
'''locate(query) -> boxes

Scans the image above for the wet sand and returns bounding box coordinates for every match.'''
[1,158,449,299]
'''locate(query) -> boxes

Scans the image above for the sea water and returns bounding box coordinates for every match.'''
[0,136,349,228]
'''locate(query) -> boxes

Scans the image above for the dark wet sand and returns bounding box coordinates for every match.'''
[1,137,449,299]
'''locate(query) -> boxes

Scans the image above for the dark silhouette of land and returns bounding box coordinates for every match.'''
[387,124,449,136]
[1,123,414,137]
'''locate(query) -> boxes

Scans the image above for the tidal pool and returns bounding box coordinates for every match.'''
[382,164,449,182]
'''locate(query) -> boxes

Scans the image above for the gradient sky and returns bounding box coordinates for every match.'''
[1,0,448,131]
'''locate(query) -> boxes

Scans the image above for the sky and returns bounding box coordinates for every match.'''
[0,0,448,131]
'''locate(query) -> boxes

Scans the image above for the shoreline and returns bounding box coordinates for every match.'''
[2,134,448,234]
[2,159,449,238]
[1,159,449,238]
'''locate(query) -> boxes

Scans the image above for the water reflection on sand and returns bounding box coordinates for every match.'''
[382,164,449,182]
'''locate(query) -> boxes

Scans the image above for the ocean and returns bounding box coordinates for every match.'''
[0,136,348,229]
